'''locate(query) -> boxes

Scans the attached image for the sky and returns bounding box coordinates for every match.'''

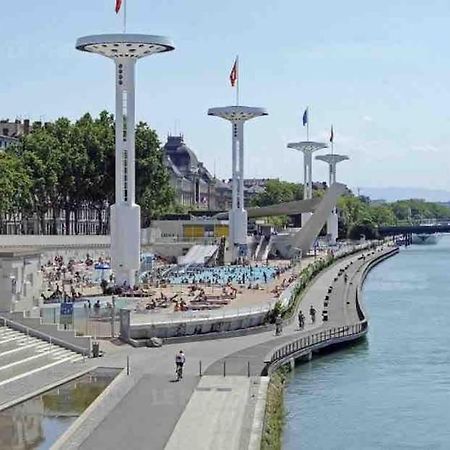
[3,0,450,193]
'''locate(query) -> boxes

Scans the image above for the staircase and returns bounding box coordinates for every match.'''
[0,324,83,387]
[253,235,265,260]
[255,236,272,261]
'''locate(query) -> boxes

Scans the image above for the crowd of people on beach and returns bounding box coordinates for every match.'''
[40,252,298,316]
[41,254,110,304]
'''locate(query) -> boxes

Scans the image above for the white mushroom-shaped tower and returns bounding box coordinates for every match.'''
[316,154,349,244]
[208,106,268,261]
[76,34,175,285]
[287,141,328,225]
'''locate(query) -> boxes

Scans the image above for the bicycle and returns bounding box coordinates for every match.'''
[176,364,183,381]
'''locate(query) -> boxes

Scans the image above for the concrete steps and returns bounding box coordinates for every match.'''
[0,325,83,386]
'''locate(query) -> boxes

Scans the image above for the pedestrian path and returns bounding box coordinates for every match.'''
[39,247,397,450]
[165,376,252,450]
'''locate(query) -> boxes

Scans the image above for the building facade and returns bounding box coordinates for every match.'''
[163,135,217,209]
[0,118,32,150]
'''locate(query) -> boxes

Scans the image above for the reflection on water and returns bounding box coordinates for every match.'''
[0,368,119,450]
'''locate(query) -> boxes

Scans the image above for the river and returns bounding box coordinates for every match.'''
[283,236,450,449]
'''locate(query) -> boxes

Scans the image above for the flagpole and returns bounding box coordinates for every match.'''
[331,125,334,155]
[306,106,310,141]
[123,0,127,33]
[236,55,240,106]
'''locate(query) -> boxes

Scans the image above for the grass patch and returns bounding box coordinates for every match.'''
[261,367,290,450]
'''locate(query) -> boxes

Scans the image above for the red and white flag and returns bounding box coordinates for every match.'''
[230,58,238,87]
[115,0,123,14]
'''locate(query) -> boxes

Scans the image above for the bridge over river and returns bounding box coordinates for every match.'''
[378,223,450,236]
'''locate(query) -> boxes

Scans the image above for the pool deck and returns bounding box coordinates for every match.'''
[41,246,398,450]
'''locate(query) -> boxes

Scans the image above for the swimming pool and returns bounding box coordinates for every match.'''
[166,265,276,285]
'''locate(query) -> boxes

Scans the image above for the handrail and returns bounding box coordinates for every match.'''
[266,321,368,367]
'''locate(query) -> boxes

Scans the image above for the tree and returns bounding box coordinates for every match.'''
[251,180,303,207]
[8,112,174,234]
[11,125,62,233]
[370,205,397,226]
[135,121,174,225]
[0,153,32,232]
[75,112,115,234]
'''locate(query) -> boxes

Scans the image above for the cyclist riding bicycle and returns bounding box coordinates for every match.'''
[275,314,283,336]
[298,311,305,329]
[309,305,316,323]
[175,350,186,381]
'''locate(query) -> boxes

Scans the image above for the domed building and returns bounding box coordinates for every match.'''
[163,135,217,209]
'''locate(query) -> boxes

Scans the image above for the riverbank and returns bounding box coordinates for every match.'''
[2,245,395,450]
[260,245,399,450]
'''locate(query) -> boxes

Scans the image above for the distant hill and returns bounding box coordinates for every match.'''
[357,187,450,203]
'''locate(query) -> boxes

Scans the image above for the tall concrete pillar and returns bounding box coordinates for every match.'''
[316,154,349,244]
[208,106,268,261]
[287,141,327,226]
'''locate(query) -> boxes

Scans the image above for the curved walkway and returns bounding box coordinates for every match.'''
[48,246,397,450]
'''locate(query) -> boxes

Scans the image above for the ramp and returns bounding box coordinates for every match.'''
[213,198,320,220]
[290,182,346,255]
[178,245,218,265]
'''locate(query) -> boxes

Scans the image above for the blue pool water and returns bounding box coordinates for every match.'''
[167,265,276,285]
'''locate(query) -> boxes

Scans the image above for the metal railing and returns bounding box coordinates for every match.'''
[267,321,368,366]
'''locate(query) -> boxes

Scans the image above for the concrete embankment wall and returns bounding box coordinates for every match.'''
[0,233,195,260]
[121,309,269,342]
[355,246,400,320]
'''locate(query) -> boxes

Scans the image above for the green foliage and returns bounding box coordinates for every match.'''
[267,300,284,324]
[337,193,450,239]
[0,153,32,226]
[251,180,303,207]
[261,368,288,450]
[135,122,175,225]
[7,111,174,233]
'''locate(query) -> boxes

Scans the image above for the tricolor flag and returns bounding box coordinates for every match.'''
[302,108,308,126]
[330,125,334,143]
[115,0,123,13]
[230,58,238,87]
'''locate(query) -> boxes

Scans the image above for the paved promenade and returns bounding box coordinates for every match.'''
[0,246,396,450]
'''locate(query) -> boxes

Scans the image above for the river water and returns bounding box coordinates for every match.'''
[283,237,450,450]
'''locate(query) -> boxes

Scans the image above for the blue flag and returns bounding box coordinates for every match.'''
[302,108,308,126]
